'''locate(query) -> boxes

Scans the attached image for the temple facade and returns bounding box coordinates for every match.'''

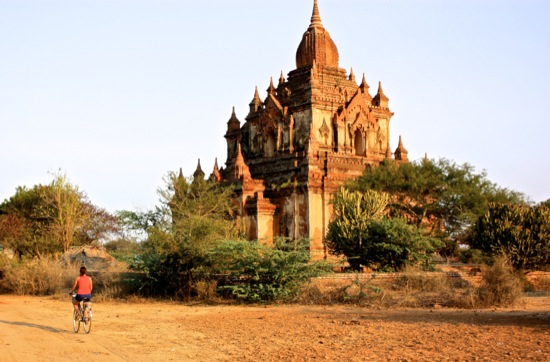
[201,0,408,259]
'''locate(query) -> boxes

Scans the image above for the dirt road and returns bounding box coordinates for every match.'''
[0,295,548,361]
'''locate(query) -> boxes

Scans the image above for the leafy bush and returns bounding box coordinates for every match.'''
[468,203,550,270]
[362,218,442,271]
[209,239,330,303]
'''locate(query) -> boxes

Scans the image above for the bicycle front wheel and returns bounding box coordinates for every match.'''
[72,310,80,333]
[83,309,92,334]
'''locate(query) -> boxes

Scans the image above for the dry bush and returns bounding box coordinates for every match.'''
[0,255,137,300]
[193,280,219,303]
[295,276,386,306]
[473,256,523,308]
[89,264,134,301]
[525,272,550,292]
[0,256,77,295]
[296,270,478,309]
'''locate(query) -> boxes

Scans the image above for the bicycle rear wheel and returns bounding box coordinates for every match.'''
[83,308,92,334]
[72,309,80,333]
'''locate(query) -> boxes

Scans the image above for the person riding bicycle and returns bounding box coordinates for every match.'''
[71,266,93,313]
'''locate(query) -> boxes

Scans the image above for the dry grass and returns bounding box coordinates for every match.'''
[296,262,526,309]
[0,255,538,309]
[0,256,77,295]
[0,255,135,299]
[525,271,550,292]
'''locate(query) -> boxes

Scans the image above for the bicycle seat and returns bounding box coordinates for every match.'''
[83,298,91,302]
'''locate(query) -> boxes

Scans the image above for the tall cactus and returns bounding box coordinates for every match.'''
[328,188,389,270]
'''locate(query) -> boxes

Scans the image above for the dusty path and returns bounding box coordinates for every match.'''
[0,295,548,361]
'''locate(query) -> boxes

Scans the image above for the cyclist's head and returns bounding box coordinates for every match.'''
[79,266,87,276]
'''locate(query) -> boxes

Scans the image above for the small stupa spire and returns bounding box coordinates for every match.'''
[267,77,275,95]
[278,71,285,85]
[394,135,409,162]
[377,81,385,95]
[249,86,263,113]
[227,106,241,131]
[193,159,205,181]
[360,73,369,89]
[373,81,389,108]
[349,67,355,82]
[209,158,221,182]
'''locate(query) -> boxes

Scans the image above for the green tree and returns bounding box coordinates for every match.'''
[468,203,550,270]
[0,173,119,258]
[0,185,54,257]
[135,172,240,298]
[350,158,526,247]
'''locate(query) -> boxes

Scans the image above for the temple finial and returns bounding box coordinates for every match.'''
[373,81,389,107]
[193,159,205,181]
[267,77,275,95]
[249,86,263,113]
[361,73,368,88]
[278,71,285,85]
[310,0,322,28]
[209,158,221,182]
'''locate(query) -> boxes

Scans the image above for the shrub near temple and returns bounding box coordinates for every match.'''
[326,188,440,271]
[209,239,330,303]
[468,203,550,271]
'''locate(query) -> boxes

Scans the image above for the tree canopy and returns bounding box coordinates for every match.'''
[0,173,119,258]
[468,203,550,270]
[133,172,241,298]
[349,158,526,243]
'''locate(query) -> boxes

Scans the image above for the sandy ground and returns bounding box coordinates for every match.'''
[0,295,548,362]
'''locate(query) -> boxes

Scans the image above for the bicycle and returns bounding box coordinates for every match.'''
[70,292,92,333]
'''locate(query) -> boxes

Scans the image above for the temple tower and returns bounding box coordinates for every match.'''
[217,0,407,259]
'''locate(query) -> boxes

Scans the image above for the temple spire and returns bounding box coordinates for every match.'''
[227,106,241,131]
[373,81,389,108]
[394,135,409,162]
[267,77,275,95]
[360,73,369,89]
[193,159,205,181]
[278,71,285,85]
[310,0,322,28]
[249,86,263,113]
[209,158,222,182]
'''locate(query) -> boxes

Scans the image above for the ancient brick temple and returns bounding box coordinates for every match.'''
[200,0,408,259]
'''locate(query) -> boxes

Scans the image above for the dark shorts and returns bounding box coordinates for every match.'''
[75,294,92,302]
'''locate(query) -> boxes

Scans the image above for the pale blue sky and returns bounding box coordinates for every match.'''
[1,0,549,212]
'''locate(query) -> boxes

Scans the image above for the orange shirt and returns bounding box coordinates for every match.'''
[76,275,92,294]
